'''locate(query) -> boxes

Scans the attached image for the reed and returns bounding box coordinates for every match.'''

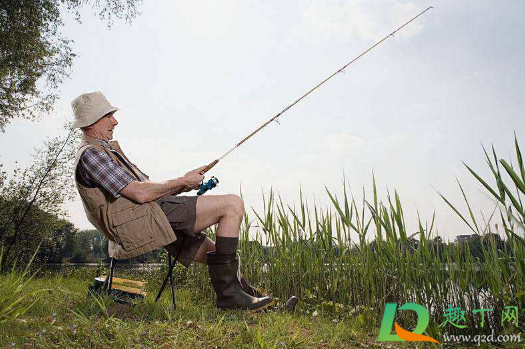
[184,136,523,338]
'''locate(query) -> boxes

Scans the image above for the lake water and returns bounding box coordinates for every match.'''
[44,263,163,271]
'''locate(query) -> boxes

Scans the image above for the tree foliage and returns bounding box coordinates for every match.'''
[0,125,80,269]
[0,0,142,131]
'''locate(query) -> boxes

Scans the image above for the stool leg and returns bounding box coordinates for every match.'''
[156,237,184,308]
[168,254,176,310]
[106,258,116,295]
[155,254,176,303]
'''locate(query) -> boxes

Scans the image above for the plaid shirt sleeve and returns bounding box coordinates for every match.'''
[79,147,136,198]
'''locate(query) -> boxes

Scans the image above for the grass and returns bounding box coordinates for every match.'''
[1,268,521,348]
[0,270,378,348]
[0,247,45,324]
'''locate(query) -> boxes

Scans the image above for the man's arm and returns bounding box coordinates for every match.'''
[120,166,206,203]
[78,146,206,203]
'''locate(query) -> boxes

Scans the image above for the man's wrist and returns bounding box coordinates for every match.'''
[172,177,187,193]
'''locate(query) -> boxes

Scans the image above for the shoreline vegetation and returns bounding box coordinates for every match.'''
[1,137,523,348]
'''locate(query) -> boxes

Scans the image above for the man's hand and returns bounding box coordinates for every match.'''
[180,166,206,192]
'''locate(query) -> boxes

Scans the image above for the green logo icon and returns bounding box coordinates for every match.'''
[377,302,439,343]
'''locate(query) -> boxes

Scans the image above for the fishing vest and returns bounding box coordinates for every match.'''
[74,134,176,259]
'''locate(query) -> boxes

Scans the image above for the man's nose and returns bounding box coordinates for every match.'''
[110,116,118,125]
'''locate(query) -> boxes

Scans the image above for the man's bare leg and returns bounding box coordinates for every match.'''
[193,194,244,237]
[192,194,244,263]
[193,237,215,264]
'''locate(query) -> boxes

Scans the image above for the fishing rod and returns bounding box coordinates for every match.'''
[196,6,433,195]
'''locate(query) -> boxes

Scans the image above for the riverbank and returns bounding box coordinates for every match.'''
[2,270,522,348]
[1,272,377,348]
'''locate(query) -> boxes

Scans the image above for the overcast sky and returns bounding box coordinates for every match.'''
[1,0,524,241]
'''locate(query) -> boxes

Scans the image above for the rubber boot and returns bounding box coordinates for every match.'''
[240,274,264,298]
[239,274,264,298]
[234,253,265,297]
[207,252,274,311]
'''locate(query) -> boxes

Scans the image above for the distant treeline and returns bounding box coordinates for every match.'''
[0,197,161,266]
[37,224,162,264]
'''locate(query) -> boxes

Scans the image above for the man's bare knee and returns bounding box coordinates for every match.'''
[227,194,244,218]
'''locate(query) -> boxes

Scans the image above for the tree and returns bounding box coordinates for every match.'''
[70,229,95,263]
[91,229,108,260]
[0,125,80,269]
[37,219,77,263]
[0,0,142,131]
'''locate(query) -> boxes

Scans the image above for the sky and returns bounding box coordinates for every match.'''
[1,0,524,241]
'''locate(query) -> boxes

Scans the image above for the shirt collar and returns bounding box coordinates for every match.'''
[80,134,113,149]
[96,139,112,149]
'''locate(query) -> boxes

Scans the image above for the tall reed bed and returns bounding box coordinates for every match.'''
[186,136,523,337]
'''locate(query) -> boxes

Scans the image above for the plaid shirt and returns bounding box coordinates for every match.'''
[77,140,147,198]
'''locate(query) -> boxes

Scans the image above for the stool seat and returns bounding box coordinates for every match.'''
[97,255,178,309]
[96,276,148,297]
[97,236,186,310]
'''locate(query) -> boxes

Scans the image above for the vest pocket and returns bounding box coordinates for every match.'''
[112,205,155,252]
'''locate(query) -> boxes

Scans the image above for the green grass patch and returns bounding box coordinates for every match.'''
[0,273,381,348]
[1,271,522,348]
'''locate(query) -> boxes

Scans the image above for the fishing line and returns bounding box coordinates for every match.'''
[198,6,433,180]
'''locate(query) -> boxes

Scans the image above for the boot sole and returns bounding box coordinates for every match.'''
[248,299,276,312]
[218,299,276,312]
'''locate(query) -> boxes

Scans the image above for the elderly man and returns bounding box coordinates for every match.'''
[72,91,274,311]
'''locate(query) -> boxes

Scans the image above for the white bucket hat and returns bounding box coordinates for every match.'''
[71,92,119,129]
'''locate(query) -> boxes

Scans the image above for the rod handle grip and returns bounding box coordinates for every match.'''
[199,160,219,175]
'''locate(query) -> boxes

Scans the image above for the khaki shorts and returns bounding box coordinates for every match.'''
[156,195,206,267]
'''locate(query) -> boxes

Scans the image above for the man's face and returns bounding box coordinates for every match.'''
[88,112,118,140]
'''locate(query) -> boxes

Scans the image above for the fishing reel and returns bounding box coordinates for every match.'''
[197,176,219,195]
